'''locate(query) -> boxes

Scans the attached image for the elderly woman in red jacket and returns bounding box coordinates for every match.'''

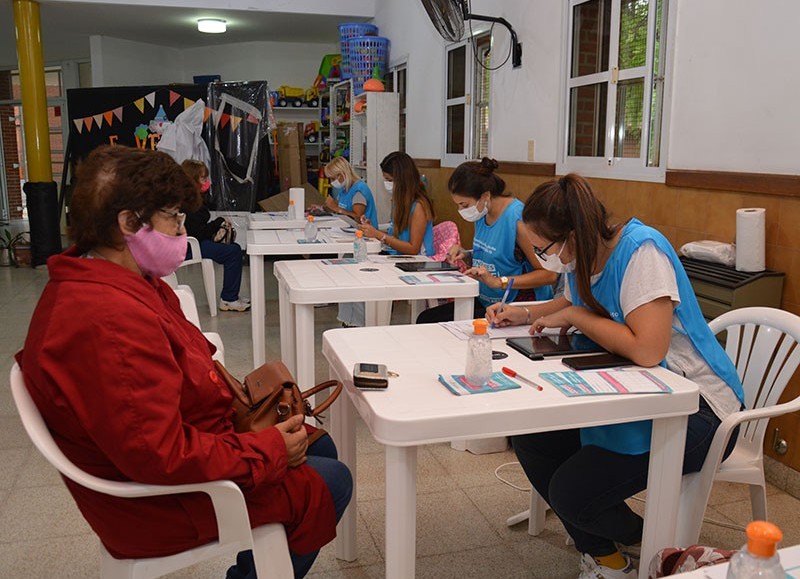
[17,145,351,579]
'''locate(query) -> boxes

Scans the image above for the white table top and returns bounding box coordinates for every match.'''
[248,212,348,230]
[273,259,479,304]
[322,324,700,446]
[246,228,381,255]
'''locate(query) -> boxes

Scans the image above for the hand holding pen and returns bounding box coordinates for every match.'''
[491,278,514,328]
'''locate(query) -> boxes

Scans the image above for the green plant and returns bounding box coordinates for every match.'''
[1,229,30,266]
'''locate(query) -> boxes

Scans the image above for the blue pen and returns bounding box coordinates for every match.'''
[492,278,514,328]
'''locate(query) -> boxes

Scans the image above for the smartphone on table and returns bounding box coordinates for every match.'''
[562,353,634,371]
[353,363,389,390]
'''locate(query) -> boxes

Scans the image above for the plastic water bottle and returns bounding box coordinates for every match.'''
[353,230,368,262]
[288,199,296,220]
[304,215,318,242]
[465,319,492,386]
[727,521,784,578]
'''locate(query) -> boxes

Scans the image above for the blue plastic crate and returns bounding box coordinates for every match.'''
[338,23,379,80]
[349,36,390,94]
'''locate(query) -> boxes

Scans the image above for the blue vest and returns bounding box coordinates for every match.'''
[567,219,744,455]
[474,199,527,305]
[336,180,378,226]
[387,201,434,256]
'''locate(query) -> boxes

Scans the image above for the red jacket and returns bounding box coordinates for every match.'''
[17,248,335,558]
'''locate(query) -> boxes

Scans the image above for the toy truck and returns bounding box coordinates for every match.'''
[277,85,305,107]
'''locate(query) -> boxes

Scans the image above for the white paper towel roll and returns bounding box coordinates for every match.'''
[735,207,766,272]
[289,187,305,215]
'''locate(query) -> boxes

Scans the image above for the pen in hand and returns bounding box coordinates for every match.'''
[492,278,514,329]
[502,367,543,391]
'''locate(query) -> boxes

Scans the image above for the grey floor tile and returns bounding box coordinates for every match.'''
[414,544,529,579]
[428,443,521,490]
[0,447,30,489]
[16,448,64,488]
[0,415,33,450]
[309,508,383,573]
[509,538,583,579]
[0,533,99,578]
[714,491,800,546]
[0,484,91,542]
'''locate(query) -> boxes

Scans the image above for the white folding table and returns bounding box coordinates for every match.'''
[246,228,381,366]
[322,324,700,579]
[274,259,478,390]
[248,212,348,230]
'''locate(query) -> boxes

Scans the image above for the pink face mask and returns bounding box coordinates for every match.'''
[124,225,187,278]
[200,179,211,193]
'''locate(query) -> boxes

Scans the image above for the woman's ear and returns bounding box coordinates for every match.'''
[117,210,140,236]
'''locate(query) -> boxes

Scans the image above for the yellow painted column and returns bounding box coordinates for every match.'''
[13,0,52,182]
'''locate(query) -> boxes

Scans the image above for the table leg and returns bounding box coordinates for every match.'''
[250,254,266,366]
[330,367,358,562]
[294,303,315,391]
[639,415,688,579]
[453,297,475,321]
[278,280,296,377]
[364,301,377,327]
[385,445,417,579]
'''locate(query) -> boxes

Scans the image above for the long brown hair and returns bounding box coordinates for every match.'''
[380,151,434,233]
[448,157,510,199]
[522,173,620,318]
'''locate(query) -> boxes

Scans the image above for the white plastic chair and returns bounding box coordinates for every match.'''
[675,306,800,545]
[172,284,225,365]
[10,363,292,579]
[178,236,217,317]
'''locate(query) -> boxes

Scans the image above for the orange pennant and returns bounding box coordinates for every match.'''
[134,98,145,113]
[230,116,242,131]
[169,90,180,106]
[84,117,94,131]
[203,107,212,122]
[219,113,230,128]
[103,111,114,126]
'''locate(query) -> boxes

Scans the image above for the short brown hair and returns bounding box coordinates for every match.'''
[181,159,209,185]
[69,145,201,253]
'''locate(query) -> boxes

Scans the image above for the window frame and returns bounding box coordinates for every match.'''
[556,0,675,183]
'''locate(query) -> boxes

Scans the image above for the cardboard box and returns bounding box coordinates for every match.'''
[257,182,325,212]
[276,122,307,190]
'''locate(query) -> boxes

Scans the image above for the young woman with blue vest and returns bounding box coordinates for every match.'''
[416,158,557,323]
[322,157,378,226]
[486,174,744,579]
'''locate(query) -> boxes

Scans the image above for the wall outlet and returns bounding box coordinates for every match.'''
[527,140,535,162]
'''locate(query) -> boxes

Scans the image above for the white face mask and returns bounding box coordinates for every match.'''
[383,180,394,193]
[457,196,489,223]
[330,178,344,189]
[537,242,575,274]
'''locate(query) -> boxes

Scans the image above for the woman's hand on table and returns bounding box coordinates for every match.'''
[276,414,308,468]
[359,222,381,239]
[530,306,575,335]
[486,303,529,327]
[463,266,497,286]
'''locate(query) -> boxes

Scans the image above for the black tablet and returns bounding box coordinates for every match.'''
[506,334,604,359]
[395,261,460,272]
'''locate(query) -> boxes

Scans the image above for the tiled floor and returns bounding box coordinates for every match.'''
[2,259,800,578]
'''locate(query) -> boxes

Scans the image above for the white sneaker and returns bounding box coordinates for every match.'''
[578,553,636,579]
[240,296,251,304]
[219,299,251,312]
[614,542,641,562]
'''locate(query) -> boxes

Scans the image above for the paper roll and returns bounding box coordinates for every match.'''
[735,208,766,272]
[289,187,305,214]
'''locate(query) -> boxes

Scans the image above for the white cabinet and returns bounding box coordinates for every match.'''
[330,80,399,224]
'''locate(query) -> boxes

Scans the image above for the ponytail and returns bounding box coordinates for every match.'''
[448,157,508,199]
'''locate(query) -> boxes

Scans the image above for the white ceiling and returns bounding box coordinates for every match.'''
[0,0,373,69]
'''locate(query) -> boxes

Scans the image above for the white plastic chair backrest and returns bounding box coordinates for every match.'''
[173,285,201,329]
[708,307,800,449]
[162,273,179,288]
[182,236,202,266]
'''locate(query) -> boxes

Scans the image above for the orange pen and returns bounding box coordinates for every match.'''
[502,366,543,391]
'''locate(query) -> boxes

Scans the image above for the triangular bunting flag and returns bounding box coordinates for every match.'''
[169,90,180,106]
[113,107,123,122]
[203,107,212,122]
[73,118,83,133]
[219,113,230,128]
[103,111,114,126]
[246,114,259,124]
[93,113,104,128]
[145,92,156,109]
[184,98,194,110]
[230,116,242,131]
[84,117,94,131]
[134,98,145,113]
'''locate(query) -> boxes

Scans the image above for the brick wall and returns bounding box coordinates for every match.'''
[0,71,23,220]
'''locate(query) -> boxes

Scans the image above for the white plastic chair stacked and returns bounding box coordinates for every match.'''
[9,363,292,579]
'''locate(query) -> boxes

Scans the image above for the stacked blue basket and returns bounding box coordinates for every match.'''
[338,23,379,80]
[349,36,390,94]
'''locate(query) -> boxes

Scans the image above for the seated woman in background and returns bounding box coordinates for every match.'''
[181,159,250,312]
[322,156,378,225]
[17,145,352,579]
[487,173,743,579]
[416,157,557,324]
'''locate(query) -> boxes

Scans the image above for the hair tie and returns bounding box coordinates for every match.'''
[558,176,568,190]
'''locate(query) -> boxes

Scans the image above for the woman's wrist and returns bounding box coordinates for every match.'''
[380,233,388,244]
[525,307,532,325]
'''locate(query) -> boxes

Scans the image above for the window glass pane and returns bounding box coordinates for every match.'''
[45,70,63,97]
[383,71,394,92]
[568,83,607,157]
[614,78,644,158]
[400,113,406,152]
[446,104,465,154]
[398,68,406,110]
[571,0,611,78]
[618,0,649,69]
[447,46,466,99]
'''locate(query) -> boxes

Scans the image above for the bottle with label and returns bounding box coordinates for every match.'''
[304,215,318,242]
[465,319,492,386]
[288,199,296,220]
[727,521,784,578]
[353,229,368,262]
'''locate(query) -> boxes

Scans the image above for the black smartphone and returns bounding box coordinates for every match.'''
[562,353,634,371]
[353,362,389,389]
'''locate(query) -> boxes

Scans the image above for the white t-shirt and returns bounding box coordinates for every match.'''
[565,241,741,421]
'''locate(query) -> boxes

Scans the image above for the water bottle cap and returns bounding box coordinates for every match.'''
[308,215,314,222]
[356,230,363,238]
[472,319,488,335]
[289,199,294,205]
[746,521,782,557]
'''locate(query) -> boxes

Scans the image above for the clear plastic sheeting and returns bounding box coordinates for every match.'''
[207,81,274,212]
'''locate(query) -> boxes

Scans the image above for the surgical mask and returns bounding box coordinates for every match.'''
[537,242,575,274]
[200,179,210,193]
[458,197,489,222]
[383,180,394,193]
[124,225,187,278]
[330,178,344,189]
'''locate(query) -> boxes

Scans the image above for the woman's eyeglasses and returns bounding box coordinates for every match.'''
[158,208,186,230]
[532,240,557,259]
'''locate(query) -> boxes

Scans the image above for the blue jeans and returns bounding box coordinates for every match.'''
[226,435,353,579]
[510,397,738,557]
[196,240,243,302]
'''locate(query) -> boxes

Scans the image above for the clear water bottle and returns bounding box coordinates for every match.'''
[353,230,368,262]
[288,199,296,220]
[304,215,318,242]
[727,521,784,578]
[465,319,492,386]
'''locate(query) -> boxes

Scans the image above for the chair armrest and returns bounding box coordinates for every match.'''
[183,237,202,265]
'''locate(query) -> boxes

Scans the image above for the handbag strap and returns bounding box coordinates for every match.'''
[302,380,343,417]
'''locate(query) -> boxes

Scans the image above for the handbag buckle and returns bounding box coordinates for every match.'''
[276,402,291,417]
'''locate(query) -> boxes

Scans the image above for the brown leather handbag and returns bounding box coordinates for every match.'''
[213,360,342,445]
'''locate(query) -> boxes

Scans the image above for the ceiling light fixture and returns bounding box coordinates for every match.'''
[197,18,226,34]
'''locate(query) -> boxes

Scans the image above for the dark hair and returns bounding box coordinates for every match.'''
[181,159,209,186]
[69,145,201,254]
[380,151,434,233]
[522,173,620,318]
[447,157,508,199]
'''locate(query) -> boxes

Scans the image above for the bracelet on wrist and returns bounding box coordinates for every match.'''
[381,233,388,244]
[525,307,532,325]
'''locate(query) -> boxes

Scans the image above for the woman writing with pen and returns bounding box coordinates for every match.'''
[417,158,557,323]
